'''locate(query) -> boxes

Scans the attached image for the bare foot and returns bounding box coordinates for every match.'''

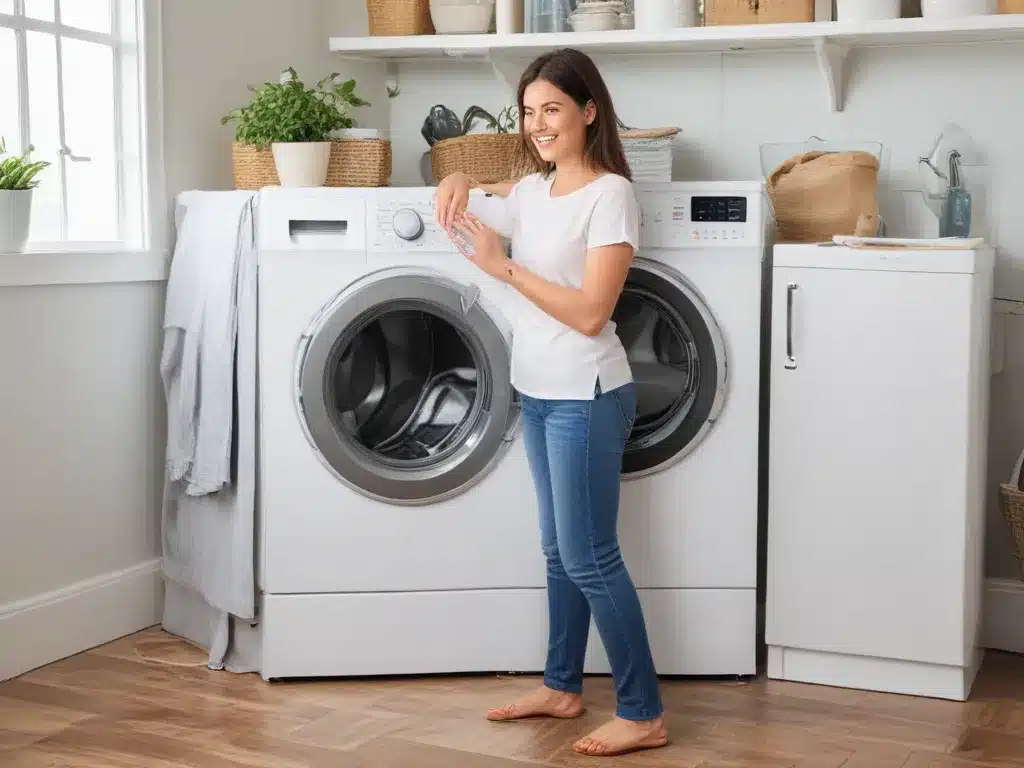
[572,715,669,757]
[486,685,585,721]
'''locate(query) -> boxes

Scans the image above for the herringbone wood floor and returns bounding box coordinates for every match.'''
[2,627,1024,766]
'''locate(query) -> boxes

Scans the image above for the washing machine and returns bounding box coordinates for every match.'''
[256,186,548,680]
[256,182,768,681]
[581,181,771,677]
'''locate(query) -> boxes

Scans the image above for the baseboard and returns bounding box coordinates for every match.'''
[0,559,163,682]
[984,577,1024,655]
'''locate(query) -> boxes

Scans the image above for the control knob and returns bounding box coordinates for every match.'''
[392,208,424,241]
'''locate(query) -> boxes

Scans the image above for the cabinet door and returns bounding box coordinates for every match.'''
[766,265,972,667]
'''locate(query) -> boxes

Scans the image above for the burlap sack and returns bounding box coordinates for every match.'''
[767,150,881,243]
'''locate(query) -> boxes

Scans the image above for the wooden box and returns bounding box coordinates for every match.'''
[704,0,816,25]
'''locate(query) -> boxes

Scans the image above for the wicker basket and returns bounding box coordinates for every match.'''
[1000,0,1024,12]
[431,133,524,185]
[231,139,392,190]
[367,0,434,35]
[998,448,1024,580]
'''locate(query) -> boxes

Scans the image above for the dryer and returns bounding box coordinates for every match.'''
[583,182,771,677]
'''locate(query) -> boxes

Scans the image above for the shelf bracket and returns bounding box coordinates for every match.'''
[486,51,527,94]
[813,38,850,113]
[385,59,400,98]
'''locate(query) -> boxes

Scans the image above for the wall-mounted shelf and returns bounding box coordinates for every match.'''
[329,14,1024,112]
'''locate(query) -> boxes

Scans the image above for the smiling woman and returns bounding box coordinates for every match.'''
[433,48,670,759]
[0,0,150,252]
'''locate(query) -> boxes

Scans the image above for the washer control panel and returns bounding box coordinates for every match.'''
[372,198,456,252]
[638,191,762,248]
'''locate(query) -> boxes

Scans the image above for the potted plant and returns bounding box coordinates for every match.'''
[222,67,370,188]
[0,137,50,253]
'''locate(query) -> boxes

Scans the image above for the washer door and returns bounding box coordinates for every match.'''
[612,258,727,478]
[296,268,519,505]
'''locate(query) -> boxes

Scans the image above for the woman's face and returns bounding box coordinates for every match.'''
[521,78,594,166]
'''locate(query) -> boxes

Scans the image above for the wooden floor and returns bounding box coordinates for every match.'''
[2,629,1024,766]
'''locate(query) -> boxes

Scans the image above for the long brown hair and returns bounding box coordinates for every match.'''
[515,48,631,181]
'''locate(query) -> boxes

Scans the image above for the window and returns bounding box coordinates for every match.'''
[0,0,149,251]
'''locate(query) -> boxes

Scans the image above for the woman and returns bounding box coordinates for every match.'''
[435,48,668,758]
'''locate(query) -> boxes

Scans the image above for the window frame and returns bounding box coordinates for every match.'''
[0,0,156,255]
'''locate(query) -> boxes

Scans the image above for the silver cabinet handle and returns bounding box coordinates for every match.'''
[785,282,799,370]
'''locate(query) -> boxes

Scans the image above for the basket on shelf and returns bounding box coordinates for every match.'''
[430,133,525,185]
[998,447,1024,581]
[704,0,815,25]
[1000,0,1024,12]
[367,0,434,35]
[231,138,392,190]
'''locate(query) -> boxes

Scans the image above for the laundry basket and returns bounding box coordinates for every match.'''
[997,447,1024,580]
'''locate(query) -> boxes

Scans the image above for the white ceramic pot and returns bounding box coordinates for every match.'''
[271,141,332,188]
[635,0,696,30]
[836,0,900,20]
[0,189,33,253]
[921,0,996,17]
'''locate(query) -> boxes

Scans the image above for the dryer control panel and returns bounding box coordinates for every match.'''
[637,186,766,248]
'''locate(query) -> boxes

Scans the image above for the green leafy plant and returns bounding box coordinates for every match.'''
[0,137,50,190]
[221,67,371,149]
[463,105,518,134]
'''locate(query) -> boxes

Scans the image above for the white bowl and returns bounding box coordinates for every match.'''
[429,0,495,33]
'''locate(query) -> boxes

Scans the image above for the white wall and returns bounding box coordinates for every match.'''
[0,0,380,682]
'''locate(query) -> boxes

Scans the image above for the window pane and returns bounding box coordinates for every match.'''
[26,30,62,242]
[25,0,55,22]
[0,28,19,155]
[0,1,14,15]
[61,0,111,33]
[62,37,116,241]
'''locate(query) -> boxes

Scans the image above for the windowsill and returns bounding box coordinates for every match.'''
[0,248,170,287]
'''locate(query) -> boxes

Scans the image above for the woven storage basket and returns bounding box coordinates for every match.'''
[232,139,392,190]
[367,0,434,35]
[1000,0,1024,12]
[998,447,1024,580]
[431,133,524,185]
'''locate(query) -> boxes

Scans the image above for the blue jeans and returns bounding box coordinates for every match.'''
[518,380,663,721]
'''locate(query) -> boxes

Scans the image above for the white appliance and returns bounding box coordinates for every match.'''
[256,182,768,681]
[765,242,994,701]
[257,186,547,680]
[583,182,771,677]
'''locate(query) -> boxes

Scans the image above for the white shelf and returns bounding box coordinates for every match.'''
[329,14,1024,112]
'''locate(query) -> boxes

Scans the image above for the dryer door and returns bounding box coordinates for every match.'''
[613,258,727,478]
[296,268,519,504]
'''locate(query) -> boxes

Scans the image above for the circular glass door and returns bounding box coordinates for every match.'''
[296,269,519,505]
[612,258,727,478]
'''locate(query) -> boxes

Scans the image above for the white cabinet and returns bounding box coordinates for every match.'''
[765,244,994,701]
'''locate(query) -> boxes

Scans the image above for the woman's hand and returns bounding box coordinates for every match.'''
[434,172,473,230]
[450,214,512,283]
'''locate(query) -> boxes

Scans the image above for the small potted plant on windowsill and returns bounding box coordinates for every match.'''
[222,67,370,188]
[0,137,50,253]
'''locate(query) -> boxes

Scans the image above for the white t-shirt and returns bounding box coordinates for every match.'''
[502,172,639,401]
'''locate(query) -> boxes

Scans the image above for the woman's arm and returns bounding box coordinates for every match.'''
[505,243,634,338]
[473,180,516,198]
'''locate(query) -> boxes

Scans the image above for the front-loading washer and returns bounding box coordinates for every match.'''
[583,182,771,677]
[256,186,548,680]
